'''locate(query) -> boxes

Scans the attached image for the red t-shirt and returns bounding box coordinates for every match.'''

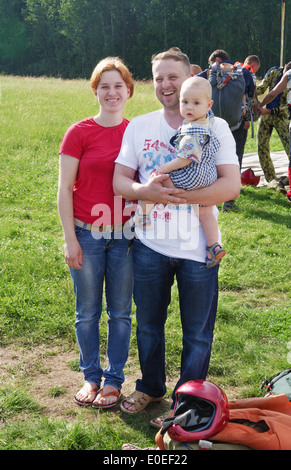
[59,117,129,225]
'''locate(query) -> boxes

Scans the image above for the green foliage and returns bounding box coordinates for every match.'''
[0,386,41,422]
[0,0,290,79]
[0,408,138,450]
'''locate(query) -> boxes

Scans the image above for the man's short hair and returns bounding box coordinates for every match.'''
[208,49,230,65]
[151,47,191,74]
[245,55,260,66]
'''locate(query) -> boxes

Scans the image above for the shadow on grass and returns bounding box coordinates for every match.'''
[118,397,171,446]
[239,188,291,229]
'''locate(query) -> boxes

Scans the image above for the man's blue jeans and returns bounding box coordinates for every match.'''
[132,239,219,405]
[70,225,133,390]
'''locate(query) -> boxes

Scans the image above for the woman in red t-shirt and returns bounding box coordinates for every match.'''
[58,57,134,409]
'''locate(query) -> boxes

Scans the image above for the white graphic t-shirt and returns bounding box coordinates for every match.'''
[116,109,238,262]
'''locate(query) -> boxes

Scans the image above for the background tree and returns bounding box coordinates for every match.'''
[0,0,29,74]
[0,0,289,79]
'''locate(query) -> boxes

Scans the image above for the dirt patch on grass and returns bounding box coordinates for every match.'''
[0,343,171,421]
[0,344,80,419]
[0,343,242,422]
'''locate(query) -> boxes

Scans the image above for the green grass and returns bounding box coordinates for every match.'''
[0,75,290,450]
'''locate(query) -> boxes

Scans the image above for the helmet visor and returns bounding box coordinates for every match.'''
[173,394,216,432]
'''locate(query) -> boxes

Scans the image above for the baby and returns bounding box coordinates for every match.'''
[135,76,226,268]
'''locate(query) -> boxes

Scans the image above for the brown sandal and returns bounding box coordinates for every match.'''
[120,390,164,414]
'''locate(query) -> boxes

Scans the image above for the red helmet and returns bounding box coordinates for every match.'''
[164,380,229,442]
[241,168,260,186]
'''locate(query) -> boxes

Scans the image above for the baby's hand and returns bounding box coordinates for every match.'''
[149,168,166,178]
[157,164,168,174]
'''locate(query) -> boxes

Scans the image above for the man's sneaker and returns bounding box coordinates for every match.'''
[222,200,241,212]
[267,179,280,190]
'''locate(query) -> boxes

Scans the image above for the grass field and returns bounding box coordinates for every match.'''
[0,75,290,450]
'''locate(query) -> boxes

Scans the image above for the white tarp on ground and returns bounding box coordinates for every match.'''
[241,150,289,186]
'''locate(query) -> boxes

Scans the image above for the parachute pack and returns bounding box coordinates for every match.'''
[208,62,245,129]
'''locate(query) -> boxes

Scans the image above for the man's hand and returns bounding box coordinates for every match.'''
[144,172,186,205]
[113,163,186,205]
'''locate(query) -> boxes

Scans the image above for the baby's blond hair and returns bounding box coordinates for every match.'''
[181,76,212,101]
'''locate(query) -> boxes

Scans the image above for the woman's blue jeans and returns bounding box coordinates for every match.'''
[132,239,219,406]
[70,225,133,390]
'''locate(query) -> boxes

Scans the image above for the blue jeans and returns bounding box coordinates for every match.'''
[132,239,219,406]
[70,224,133,390]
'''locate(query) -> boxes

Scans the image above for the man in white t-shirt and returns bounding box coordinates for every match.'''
[113,47,240,420]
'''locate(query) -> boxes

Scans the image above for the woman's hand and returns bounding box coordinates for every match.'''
[64,238,83,270]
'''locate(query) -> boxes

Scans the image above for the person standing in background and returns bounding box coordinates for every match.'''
[256,63,291,188]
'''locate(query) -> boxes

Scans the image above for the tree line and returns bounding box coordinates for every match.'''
[0,0,290,80]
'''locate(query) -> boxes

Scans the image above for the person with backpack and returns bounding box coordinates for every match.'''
[241,55,261,80]
[199,50,255,211]
[256,63,291,188]
[233,55,261,140]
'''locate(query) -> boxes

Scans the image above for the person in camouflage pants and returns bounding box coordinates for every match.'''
[257,65,290,183]
[259,62,291,201]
